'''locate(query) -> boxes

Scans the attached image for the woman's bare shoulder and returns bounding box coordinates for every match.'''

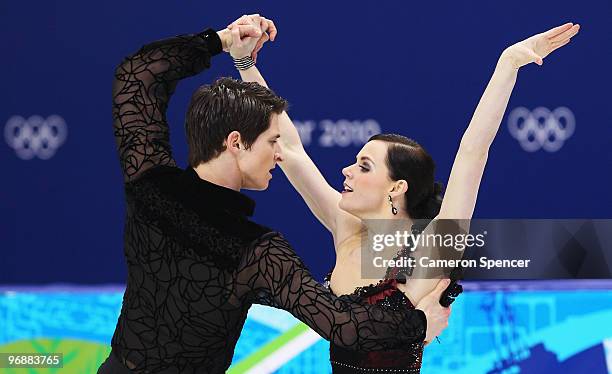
[332,210,363,250]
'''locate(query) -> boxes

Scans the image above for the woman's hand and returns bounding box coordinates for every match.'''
[227,14,277,62]
[500,23,580,70]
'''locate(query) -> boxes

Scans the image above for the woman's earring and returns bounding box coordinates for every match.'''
[388,195,398,215]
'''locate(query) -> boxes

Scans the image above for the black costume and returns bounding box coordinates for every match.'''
[325,223,463,373]
[98,28,428,373]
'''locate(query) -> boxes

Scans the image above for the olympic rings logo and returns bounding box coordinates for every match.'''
[4,115,67,160]
[507,107,575,152]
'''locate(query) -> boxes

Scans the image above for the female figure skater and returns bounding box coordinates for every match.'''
[99,13,454,374]
[232,16,579,373]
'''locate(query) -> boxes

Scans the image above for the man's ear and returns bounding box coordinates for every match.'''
[226,131,243,154]
[389,180,408,198]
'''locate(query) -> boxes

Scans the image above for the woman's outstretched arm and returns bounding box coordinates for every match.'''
[403,23,580,306]
[438,23,580,219]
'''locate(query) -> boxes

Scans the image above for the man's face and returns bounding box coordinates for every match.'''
[238,114,282,190]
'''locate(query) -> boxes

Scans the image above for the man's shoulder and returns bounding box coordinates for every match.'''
[124,165,182,189]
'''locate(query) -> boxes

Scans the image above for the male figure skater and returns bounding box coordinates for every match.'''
[98,14,452,373]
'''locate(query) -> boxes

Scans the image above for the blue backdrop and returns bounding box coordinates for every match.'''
[2,1,611,284]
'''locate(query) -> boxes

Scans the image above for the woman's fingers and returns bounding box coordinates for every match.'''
[255,33,270,52]
[256,34,269,50]
[529,48,544,65]
[256,17,277,41]
[266,19,278,41]
[549,24,580,43]
[253,34,270,62]
[550,38,572,53]
[543,22,574,39]
[251,17,276,61]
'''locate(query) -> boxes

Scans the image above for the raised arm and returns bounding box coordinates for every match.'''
[438,23,580,219]
[242,69,346,233]
[400,24,580,307]
[228,16,352,236]
[236,233,451,349]
[112,28,228,182]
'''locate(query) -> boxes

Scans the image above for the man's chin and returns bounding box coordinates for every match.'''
[243,180,269,191]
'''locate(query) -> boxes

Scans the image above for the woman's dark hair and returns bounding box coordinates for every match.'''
[368,134,444,219]
[186,77,288,167]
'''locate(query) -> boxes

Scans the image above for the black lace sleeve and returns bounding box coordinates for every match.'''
[237,233,427,351]
[112,28,222,182]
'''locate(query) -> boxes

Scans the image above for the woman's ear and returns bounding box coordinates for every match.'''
[389,180,408,197]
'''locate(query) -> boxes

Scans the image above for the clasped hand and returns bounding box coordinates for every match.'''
[217,14,277,61]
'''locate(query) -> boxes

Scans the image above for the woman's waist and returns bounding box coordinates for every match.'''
[330,341,423,373]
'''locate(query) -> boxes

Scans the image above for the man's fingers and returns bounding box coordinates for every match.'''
[228,14,261,29]
[229,15,277,42]
[238,24,262,39]
[434,278,451,295]
[232,15,250,28]
[230,27,242,48]
[244,14,262,27]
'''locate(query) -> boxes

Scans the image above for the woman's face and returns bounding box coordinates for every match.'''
[339,140,398,219]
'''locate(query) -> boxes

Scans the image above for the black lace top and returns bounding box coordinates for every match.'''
[324,223,463,374]
[107,27,428,373]
[324,275,425,374]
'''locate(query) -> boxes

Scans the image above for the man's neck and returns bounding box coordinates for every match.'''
[193,155,242,191]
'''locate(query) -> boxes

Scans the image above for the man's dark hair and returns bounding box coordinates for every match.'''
[186,77,288,166]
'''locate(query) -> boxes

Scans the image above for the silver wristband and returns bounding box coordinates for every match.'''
[233,56,255,71]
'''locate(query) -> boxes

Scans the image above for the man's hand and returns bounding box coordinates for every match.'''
[228,24,263,59]
[415,279,452,345]
[227,14,277,62]
[499,22,580,70]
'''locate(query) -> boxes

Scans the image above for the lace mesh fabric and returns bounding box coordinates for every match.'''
[324,274,425,373]
[325,224,464,373]
[106,28,428,373]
